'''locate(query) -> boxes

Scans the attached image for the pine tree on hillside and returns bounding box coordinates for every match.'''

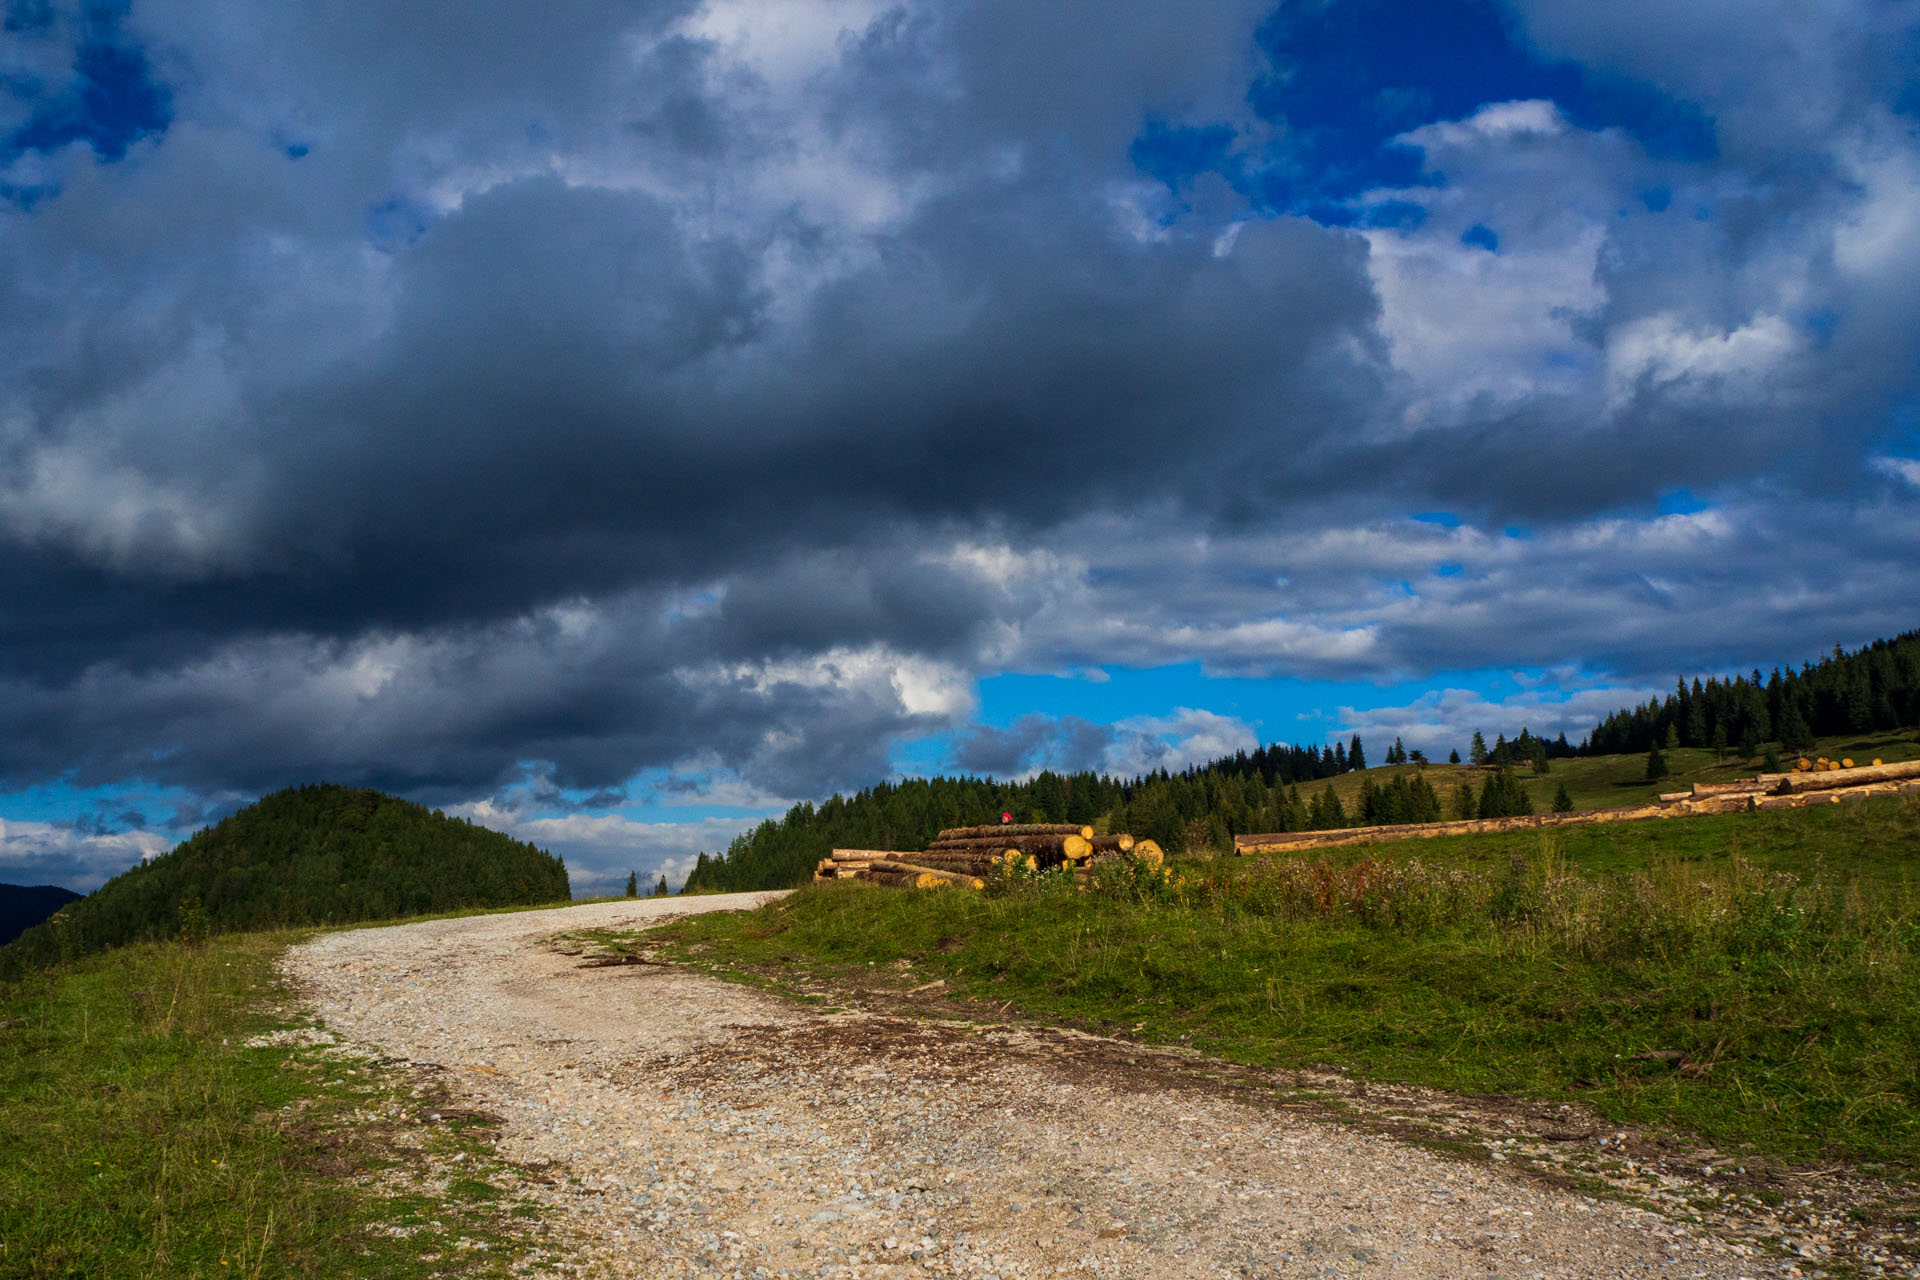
[1469,731,1488,766]
[1449,748,1461,765]
[652,876,670,897]
[1307,784,1346,830]
[1452,780,1477,820]
[1645,745,1670,782]
[1477,768,1534,819]
[1552,782,1573,813]
[1777,701,1816,752]
[1348,735,1367,771]
[1663,723,1680,751]
[624,871,638,897]
[1685,691,1708,749]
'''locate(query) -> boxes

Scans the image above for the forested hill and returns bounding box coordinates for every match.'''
[0,784,569,974]
[1583,630,1920,756]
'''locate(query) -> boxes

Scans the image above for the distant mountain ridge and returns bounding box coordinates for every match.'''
[0,884,83,947]
[0,784,569,975]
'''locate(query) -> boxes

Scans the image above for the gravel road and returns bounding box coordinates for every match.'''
[285,896,1843,1280]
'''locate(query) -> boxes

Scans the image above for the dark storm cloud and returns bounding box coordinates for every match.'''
[0,0,1916,837]
[1,132,1382,668]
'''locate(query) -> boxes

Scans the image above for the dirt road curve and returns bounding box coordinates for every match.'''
[288,897,1786,1280]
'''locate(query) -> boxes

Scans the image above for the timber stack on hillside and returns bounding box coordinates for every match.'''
[814,823,1164,889]
[1235,756,1920,856]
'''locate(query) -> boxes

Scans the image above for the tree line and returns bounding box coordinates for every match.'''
[680,726,1564,893]
[1581,630,1920,758]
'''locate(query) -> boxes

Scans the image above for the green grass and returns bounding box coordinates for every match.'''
[1306,729,1920,821]
[0,930,544,1279]
[639,793,1920,1173]
[1314,777,1920,890]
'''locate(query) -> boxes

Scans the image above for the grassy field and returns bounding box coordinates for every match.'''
[1296,729,1920,823]
[0,930,546,1279]
[642,792,1920,1173]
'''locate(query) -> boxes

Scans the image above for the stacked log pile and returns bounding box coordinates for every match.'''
[814,824,1164,889]
[1235,756,1920,856]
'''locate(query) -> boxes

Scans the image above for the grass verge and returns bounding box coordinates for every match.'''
[0,930,546,1279]
[641,794,1920,1174]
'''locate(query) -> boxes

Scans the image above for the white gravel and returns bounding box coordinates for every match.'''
[283,896,1880,1279]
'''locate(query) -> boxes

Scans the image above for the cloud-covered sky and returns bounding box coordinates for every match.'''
[5,0,1917,893]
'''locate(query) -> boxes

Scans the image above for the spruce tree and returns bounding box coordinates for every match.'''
[1452,780,1477,820]
[1307,784,1346,830]
[1449,748,1461,765]
[624,870,638,897]
[1711,723,1728,762]
[1685,698,1708,749]
[1645,745,1670,782]
[1552,782,1573,813]
[1349,735,1367,771]
[1777,701,1815,752]
[1763,744,1785,774]
[1477,767,1533,819]
[1469,731,1488,766]
[653,876,670,897]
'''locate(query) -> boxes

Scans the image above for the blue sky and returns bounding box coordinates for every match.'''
[2,0,1918,895]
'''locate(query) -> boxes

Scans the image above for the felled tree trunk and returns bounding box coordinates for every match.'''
[870,860,985,888]
[924,833,1093,860]
[936,823,1093,840]
[1772,758,1920,794]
